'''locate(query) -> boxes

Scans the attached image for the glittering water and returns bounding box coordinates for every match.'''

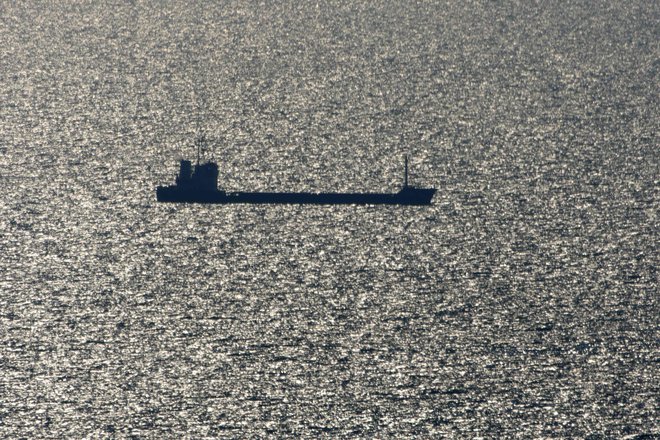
[1,1,657,438]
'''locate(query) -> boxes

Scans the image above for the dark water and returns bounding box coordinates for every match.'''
[1,1,657,438]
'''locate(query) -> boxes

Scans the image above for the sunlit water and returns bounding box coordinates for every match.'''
[0,1,657,438]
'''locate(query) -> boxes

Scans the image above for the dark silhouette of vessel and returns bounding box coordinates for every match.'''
[156,137,436,205]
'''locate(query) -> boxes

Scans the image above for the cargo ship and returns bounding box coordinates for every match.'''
[156,138,435,205]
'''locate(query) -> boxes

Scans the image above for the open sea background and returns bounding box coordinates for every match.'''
[0,1,657,438]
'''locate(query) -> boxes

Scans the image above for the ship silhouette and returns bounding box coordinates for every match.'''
[156,137,436,205]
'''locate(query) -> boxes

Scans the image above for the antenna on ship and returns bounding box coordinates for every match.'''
[399,133,410,188]
[195,107,202,165]
[195,131,207,165]
[404,155,409,187]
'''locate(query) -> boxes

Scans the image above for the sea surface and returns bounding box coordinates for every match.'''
[0,1,657,438]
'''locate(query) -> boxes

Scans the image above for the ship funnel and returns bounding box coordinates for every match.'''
[177,160,192,184]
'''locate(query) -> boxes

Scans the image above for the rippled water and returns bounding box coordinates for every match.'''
[1,1,657,438]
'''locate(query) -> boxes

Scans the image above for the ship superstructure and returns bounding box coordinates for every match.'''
[157,138,435,205]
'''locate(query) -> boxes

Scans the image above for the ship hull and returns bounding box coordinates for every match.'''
[156,186,435,205]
